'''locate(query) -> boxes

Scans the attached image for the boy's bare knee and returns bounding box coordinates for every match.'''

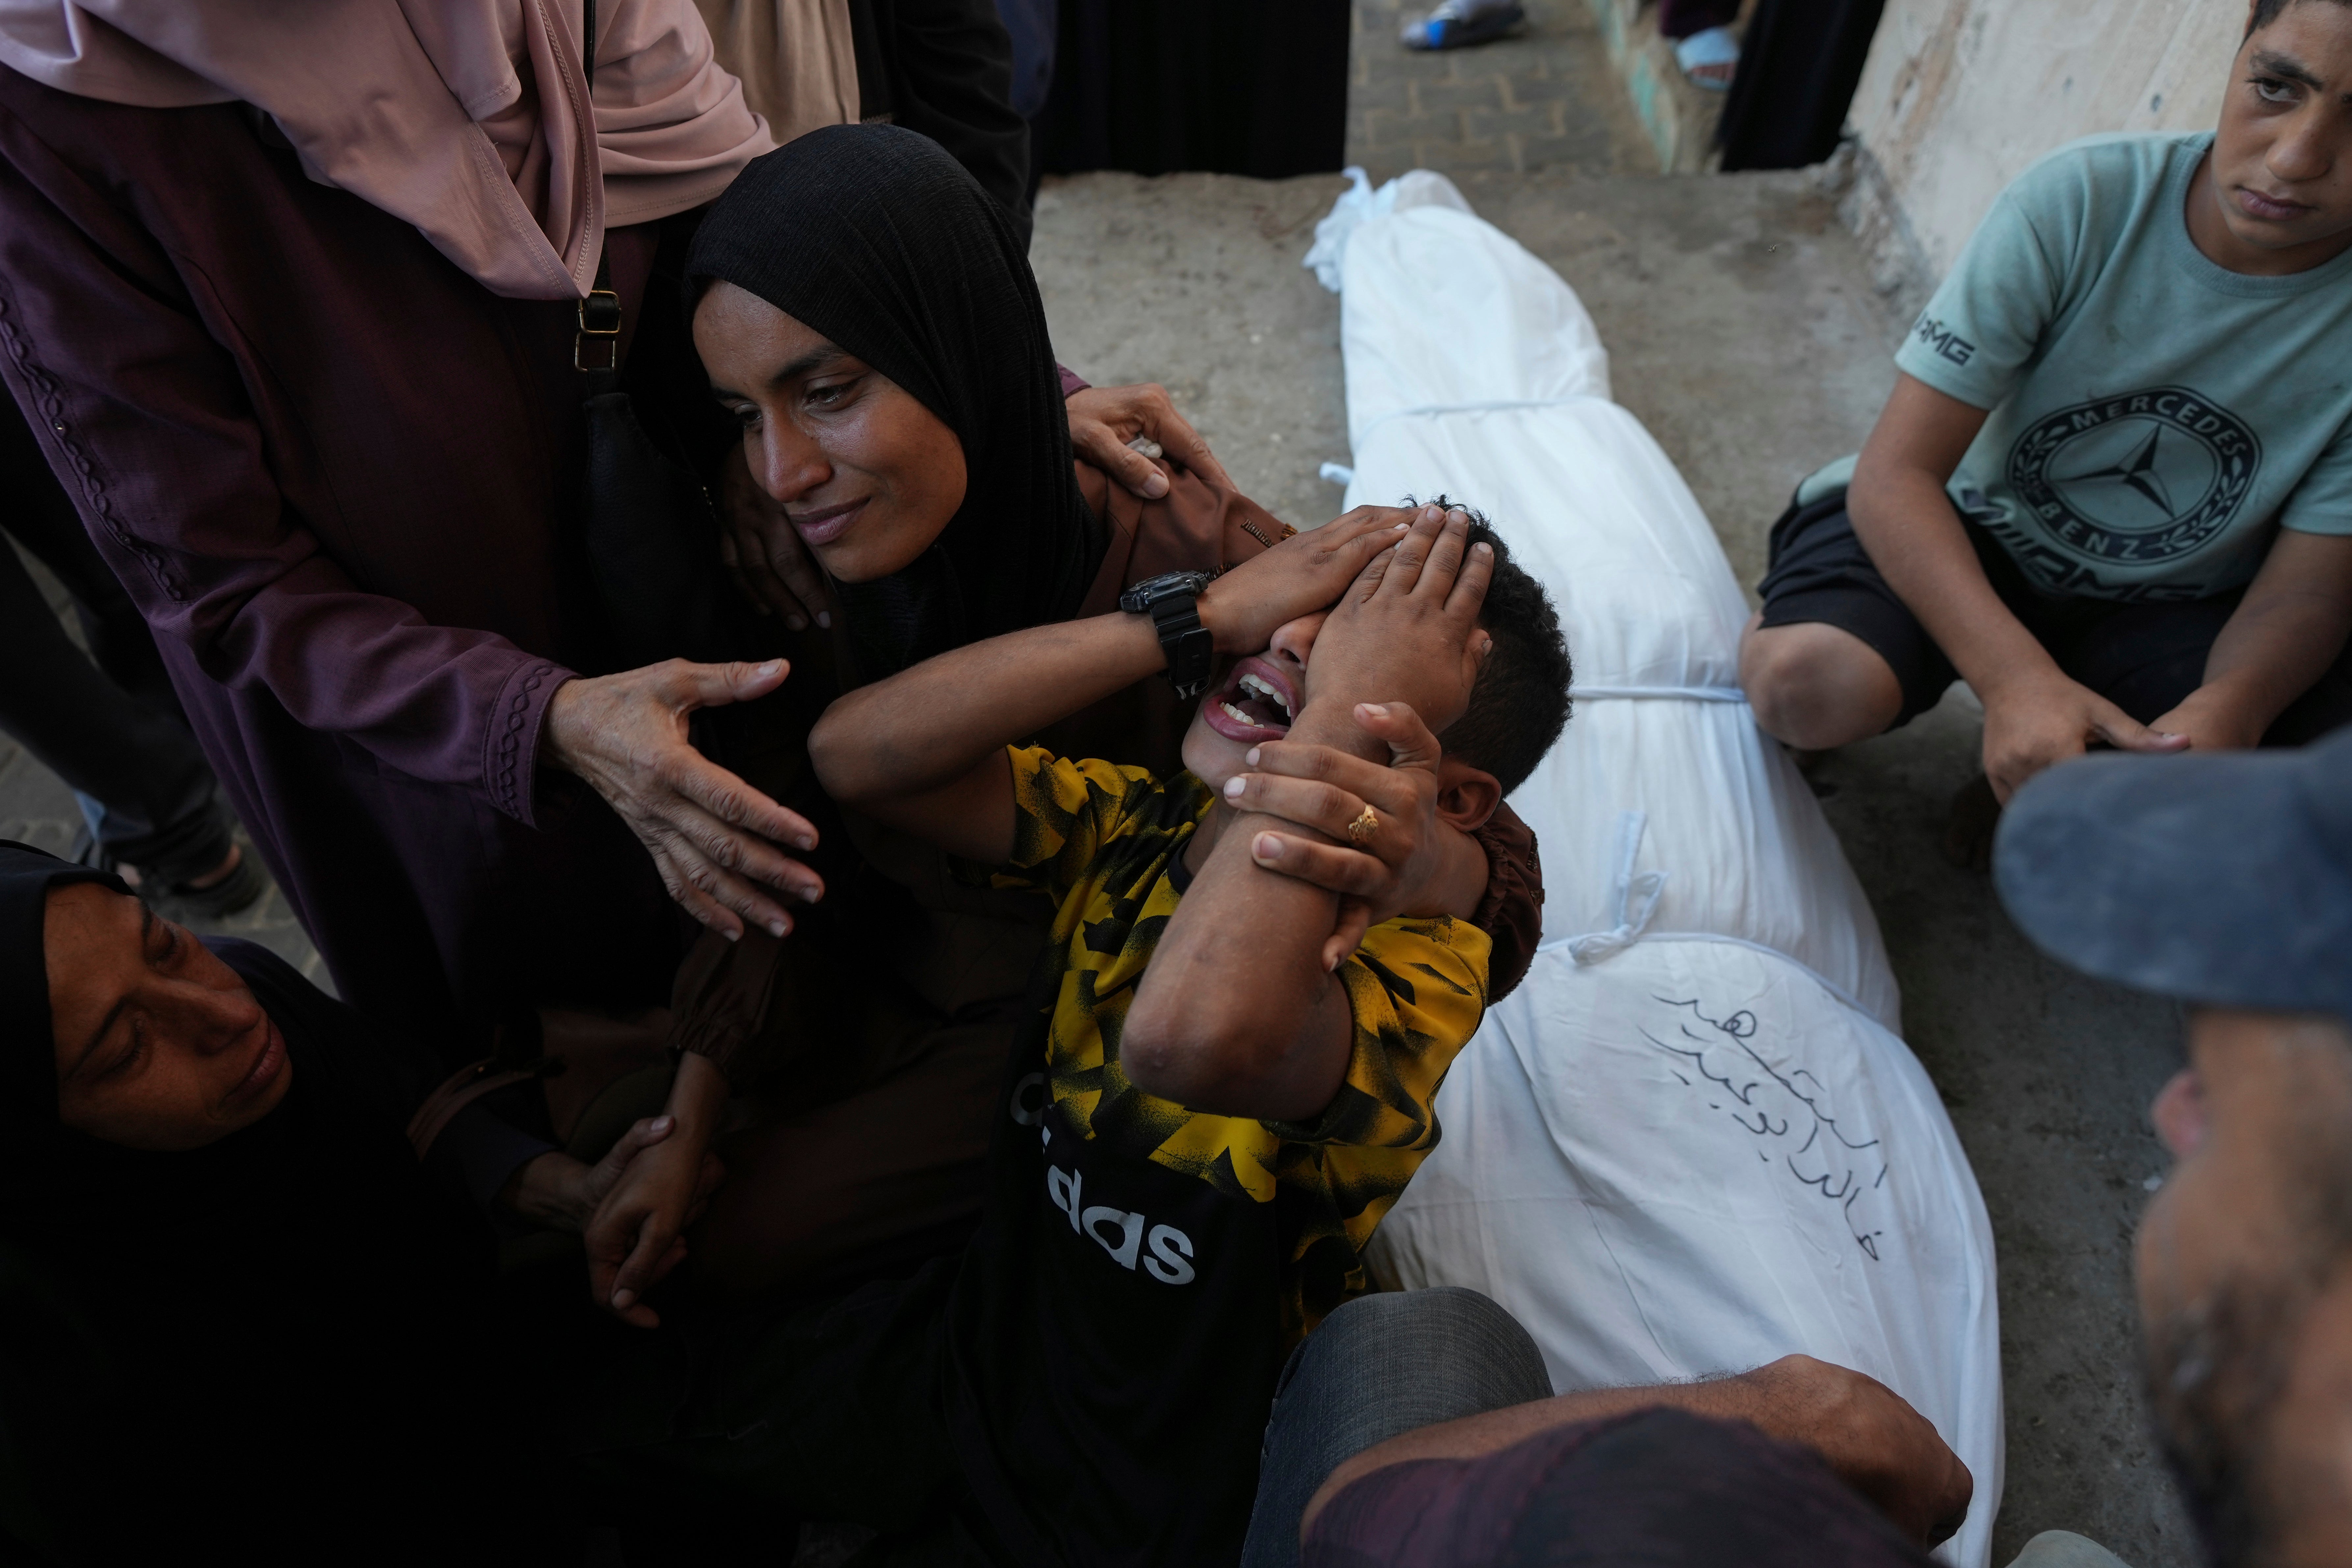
[1740,622,1903,751]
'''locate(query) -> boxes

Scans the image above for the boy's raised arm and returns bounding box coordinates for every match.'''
[809,508,1419,864]
[810,612,1167,864]
[1123,508,1495,1123]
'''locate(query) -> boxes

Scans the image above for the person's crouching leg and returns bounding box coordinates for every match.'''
[1239,1287,1552,1568]
[1739,613,1908,753]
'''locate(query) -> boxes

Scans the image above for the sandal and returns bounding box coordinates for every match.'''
[1401,0,1526,51]
[1673,24,1740,92]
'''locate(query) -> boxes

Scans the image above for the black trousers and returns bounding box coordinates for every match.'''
[1,396,230,884]
[1756,488,2352,743]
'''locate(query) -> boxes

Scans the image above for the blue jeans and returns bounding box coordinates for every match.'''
[1240,1286,1554,1568]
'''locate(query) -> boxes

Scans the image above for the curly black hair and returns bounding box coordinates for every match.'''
[1404,496,1573,796]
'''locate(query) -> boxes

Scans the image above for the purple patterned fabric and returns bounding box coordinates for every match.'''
[0,67,683,1046]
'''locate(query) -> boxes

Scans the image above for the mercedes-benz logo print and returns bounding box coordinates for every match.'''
[2006,386,2259,565]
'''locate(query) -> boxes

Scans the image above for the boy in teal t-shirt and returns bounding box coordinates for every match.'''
[1742,0,2352,843]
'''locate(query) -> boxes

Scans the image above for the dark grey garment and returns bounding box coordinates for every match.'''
[1241,1286,1556,1568]
[0,396,231,886]
[1997,723,2352,1024]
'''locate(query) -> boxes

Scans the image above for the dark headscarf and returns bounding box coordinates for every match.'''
[686,122,1103,677]
[0,839,439,1248]
[0,839,119,1156]
[0,842,527,1559]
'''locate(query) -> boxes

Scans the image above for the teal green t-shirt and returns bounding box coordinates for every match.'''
[1881,132,2352,600]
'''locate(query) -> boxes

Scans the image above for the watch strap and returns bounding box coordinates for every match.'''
[1149,594,1214,699]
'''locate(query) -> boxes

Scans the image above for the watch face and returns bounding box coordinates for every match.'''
[1124,571,1209,611]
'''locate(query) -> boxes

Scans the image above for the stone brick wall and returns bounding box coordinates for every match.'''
[1345,0,1650,179]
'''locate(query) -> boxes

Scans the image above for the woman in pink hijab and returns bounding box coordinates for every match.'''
[0,1,1202,1051]
[0,1,779,1051]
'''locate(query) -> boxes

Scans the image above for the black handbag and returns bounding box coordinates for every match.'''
[574,0,760,673]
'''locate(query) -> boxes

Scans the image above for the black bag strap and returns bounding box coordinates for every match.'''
[574,0,621,380]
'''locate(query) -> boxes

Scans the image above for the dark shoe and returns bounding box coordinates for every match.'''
[1402,0,1526,50]
[77,827,270,921]
[154,847,268,921]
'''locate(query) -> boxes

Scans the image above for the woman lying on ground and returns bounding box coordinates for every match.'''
[0,839,689,1565]
[576,123,1550,1326]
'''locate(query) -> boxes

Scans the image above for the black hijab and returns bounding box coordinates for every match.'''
[0,841,521,1560]
[686,122,1103,677]
[0,840,117,1154]
[0,839,436,1254]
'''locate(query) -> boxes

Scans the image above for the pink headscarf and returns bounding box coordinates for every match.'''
[0,0,776,300]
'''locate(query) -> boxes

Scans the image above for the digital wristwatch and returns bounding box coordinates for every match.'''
[1118,570,1218,700]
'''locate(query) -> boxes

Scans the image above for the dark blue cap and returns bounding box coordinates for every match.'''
[1994,726,2352,1021]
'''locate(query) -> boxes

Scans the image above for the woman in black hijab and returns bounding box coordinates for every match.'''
[0,841,664,1565]
[578,124,1549,1331]
[688,121,1102,678]
[579,124,1319,1321]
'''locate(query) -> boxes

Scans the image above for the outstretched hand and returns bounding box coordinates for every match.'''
[542,658,825,941]
[1065,382,1235,498]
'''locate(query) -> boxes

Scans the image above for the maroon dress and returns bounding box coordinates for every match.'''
[0,69,693,1044]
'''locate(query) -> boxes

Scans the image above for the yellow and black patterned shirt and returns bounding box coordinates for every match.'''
[979,745,1492,1339]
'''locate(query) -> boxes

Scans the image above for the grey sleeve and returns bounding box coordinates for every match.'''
[1892,165,2077,410]
[2281,417,2352,537]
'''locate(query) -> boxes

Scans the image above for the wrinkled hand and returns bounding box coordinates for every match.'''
[1979,668,2186,803]
[542,659,824,940]
[1222,701,1455,970]
[1196,505,1424,654]
[583,1121,727,1329]
[715,442,833,630]
[1740,1355,1974,1548]
[1066,382,1235,498]
[1304,505,1494,732]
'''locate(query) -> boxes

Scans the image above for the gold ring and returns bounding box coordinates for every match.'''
[1347,806,1380,844]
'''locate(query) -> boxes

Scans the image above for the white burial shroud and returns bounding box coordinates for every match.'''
[1308,169,2003,1568]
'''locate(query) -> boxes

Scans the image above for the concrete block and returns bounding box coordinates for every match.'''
[1494,65,1569,114]
[1364,109,1467,150]
[1464,105,1567,146]
[1419,136,1513,171]
[1358,108,1436,149]
[1512,130,1615,172]
[1409,76,1506,115]
[1349,74,1416,115]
